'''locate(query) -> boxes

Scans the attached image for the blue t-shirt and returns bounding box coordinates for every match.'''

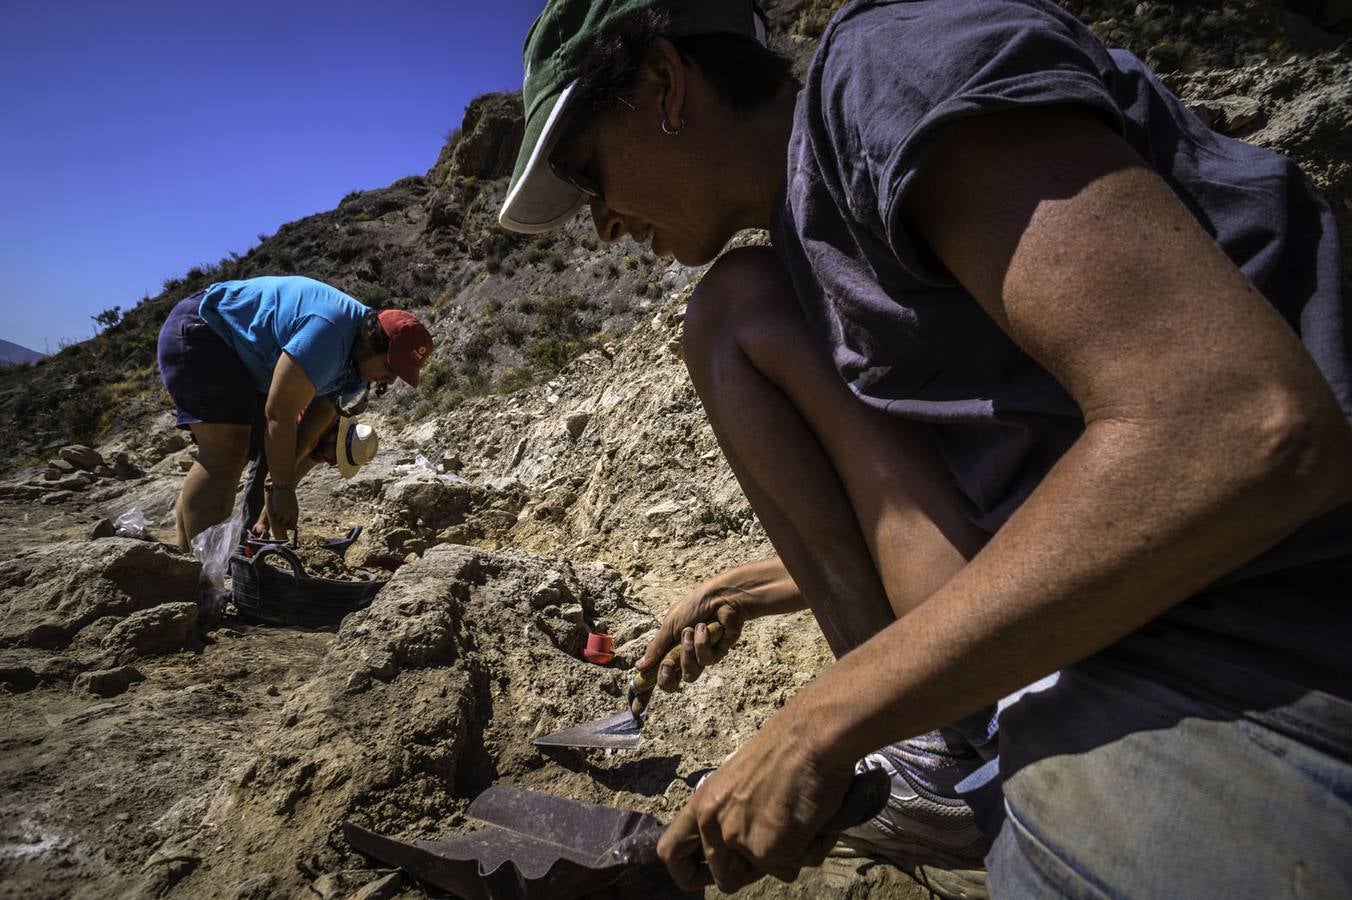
[772,0,1351,742]
[198,276,370,399]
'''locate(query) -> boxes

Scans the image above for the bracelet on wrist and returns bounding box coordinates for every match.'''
[267,482,297,492]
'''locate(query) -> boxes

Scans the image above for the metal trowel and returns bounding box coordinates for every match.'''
[534,621,724,750]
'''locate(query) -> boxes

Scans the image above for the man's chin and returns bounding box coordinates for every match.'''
[672,244,719,267]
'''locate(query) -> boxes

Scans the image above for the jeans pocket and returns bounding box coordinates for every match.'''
[998,802,1113,900]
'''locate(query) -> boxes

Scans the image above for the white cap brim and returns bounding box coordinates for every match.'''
[336,415,359,479]
[499,82,588,234]
[337,416,379,479]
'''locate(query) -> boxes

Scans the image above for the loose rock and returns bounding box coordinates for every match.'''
[350,872,403,900]
[230,873,279,899]
[564,410,591,440]
[101,602,199,663]
[0,664,39,693]
[59,445,104,470]
[73,665,145,697]
[644,500,682,522]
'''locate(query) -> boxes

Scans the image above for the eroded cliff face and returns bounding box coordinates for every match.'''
[1,3,1348,898]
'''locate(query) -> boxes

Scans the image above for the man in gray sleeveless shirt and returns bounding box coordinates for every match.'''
[501,0,1352,895]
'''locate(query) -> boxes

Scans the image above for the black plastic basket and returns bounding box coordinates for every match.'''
[229,541,387,626]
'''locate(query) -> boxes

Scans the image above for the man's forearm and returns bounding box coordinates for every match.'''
[705,556,808,618]
[791,411,1352,769]
[295,397,336,464]
[264,419,300,487]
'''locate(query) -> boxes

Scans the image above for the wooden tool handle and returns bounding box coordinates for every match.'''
[631,620,724,696]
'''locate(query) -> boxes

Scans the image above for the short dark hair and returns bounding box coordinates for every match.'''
[358,309,390,355]
[570,7,796,120]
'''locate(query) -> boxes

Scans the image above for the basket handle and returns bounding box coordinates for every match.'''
[252,543,307,579]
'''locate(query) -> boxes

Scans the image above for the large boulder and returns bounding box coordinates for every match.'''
[0,539,201,649]
[428,91,523,186]
[150,544,658,897]
[381,474,476,531]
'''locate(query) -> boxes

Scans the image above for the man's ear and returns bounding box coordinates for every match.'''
[643,36,687,131]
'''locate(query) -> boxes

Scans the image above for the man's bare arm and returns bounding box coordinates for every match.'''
[788,105,1352,765]
[635,555,808,689]
[294,395,337,466]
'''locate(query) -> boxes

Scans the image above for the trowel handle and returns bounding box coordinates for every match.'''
[631,620,725,696]
[823,765,891,832]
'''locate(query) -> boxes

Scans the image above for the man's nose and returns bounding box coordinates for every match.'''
[591,199,623,244]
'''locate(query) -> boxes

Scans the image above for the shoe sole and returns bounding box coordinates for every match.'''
[831,836,989,899]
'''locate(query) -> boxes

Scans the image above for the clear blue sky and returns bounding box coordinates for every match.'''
[0,0,542,355]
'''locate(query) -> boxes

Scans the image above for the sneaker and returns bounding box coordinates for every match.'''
[831,750,989,899]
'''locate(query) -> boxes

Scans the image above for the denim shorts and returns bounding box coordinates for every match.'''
[985,658,1352,898]
[156,293,264,429]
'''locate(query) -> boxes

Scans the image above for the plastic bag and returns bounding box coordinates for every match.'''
[190,511,242,629]
[405,453,469,485]
[191,512,242,590]
[113,506,146,539]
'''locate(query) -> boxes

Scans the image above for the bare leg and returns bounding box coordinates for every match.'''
[682,247,986,655]
[174,423,251,549]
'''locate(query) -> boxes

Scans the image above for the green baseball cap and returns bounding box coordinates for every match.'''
[499,0,767,234]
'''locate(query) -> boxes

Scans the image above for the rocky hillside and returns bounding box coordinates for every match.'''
[1,3,1349,900]
[0,85,691,464]
[3,0,1347,467]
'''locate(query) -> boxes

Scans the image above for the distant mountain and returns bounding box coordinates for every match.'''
[0,339,45,368]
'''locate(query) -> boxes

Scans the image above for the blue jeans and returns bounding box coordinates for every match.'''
[982,659,1352,898]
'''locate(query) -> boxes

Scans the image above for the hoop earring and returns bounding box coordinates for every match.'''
[661,116,686,136]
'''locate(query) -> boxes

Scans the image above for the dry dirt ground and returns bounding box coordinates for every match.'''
[0,285,925,900]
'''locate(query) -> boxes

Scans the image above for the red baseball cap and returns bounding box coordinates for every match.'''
[377,310,434,387]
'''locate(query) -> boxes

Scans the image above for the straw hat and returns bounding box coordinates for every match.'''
[336,416,379,479]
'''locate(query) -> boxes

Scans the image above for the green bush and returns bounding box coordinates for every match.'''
[496,366,531,394]
[92,307,122,332]
[498,314,526,346]
[526,336,589,373]
[462,331,495,365]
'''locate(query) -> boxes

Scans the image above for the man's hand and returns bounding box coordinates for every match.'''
[657,710,852,891]
[266,485,298,538]
[634,557,805,701]
[251,504,269,538]
[634,588,747,699]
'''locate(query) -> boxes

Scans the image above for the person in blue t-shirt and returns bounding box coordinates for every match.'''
[498,1,1352,897]
[156,275,433,549]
